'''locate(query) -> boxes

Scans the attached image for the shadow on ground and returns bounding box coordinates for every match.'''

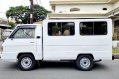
[93,62,108,70]
[3,61,108,71]
[6,63,19,70]
[35,61,108,71]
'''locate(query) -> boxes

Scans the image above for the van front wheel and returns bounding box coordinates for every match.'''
[18,54,36,71]
[76,55,94,71]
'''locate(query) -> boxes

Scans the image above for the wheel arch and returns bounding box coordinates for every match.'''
[77,53,94,60]
[17,52,35,59]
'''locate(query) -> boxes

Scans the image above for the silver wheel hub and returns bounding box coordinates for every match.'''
[21,57,32,69]
[80,57,90,69]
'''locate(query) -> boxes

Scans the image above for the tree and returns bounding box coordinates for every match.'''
[8,22,16,29]
[6,5,51,24]
[6,6,29,24]
[33,5,51,22]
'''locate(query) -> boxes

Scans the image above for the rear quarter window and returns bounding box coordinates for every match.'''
[80,21,107,35]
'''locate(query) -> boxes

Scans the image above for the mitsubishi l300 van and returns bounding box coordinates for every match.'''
[0,19,112,71]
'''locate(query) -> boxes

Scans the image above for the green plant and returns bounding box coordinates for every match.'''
[6,5,51,24]
[52,26,60,35]
[113,48,119,55]
[8,22,16,29]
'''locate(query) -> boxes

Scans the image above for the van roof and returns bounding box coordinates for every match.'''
[15,24,42,29]
[44,18,112,22]
[17,24,42,26]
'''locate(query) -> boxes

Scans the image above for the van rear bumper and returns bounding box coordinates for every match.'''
[94,59,102,62]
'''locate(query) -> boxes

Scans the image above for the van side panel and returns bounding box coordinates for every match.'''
[43,19,112,60]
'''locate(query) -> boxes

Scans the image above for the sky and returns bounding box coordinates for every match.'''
[0,0,51,19]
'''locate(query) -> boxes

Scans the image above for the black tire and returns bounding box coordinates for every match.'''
[18,54,36,71]
[76,55,94,71]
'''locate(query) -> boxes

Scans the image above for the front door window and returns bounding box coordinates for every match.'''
[13,29,35,38]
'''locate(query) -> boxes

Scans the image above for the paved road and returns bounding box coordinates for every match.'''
[0,60,119,79]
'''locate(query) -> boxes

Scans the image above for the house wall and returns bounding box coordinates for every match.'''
[113,1,119,9]
[55,4,113,13]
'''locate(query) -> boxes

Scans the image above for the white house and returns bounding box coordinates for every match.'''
[49,0,119,18]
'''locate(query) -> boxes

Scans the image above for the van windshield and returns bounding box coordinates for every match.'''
[9,26,35,38]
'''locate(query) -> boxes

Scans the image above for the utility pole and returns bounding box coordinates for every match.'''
[29,0,33,24]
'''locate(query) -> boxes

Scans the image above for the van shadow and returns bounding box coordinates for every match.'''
[6,61,108,71]
[5,62,19,71]
[36,61,108,71]
[37,61,76,70]
[93,62,108,71]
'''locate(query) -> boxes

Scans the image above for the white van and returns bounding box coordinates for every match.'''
[0,19,112,71]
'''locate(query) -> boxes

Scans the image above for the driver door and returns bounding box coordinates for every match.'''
[5,27,36,54]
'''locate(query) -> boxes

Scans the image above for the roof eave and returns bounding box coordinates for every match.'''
[50,1,118,5]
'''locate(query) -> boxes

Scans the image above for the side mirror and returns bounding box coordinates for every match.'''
[9,37,14,40]
[11,38,14,40]
[9,36,14,40]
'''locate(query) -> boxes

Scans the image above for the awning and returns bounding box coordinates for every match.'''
[0,18,10,29]
[0,24,10,29]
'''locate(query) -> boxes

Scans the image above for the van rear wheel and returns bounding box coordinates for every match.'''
[76,55,94,71]
[18,54,36,71]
